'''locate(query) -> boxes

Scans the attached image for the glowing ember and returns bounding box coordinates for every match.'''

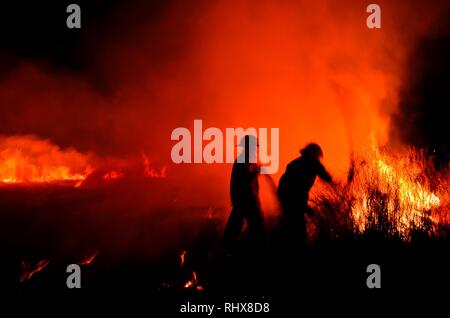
[102,170,124,180]
[183,272,196,288]
[180,251,187,267]
[184,271,204,290]
[142,152,167,178]
[78,252,99,266]
[207,207,214,220]
[19,259,50,282]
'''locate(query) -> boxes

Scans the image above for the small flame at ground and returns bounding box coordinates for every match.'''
[184,271,197,288]
[180,251,187,267]
[102,170,124,180]
[183,271,204,290]
[19,259,50,282]
[142,152,167,178]
[78,252,99,266]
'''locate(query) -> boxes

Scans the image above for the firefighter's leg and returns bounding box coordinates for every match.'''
[246,205,266,248]
[299,205,308,244]
[223,207,244,247]
[284,203,307,246]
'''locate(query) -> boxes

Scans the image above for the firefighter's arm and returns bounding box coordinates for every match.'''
[318,162,332,183]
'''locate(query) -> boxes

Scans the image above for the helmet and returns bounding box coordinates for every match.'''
[300,143,323,158]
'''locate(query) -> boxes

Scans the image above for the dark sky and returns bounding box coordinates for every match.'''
[392,10,450,158]
[0,1,166,90]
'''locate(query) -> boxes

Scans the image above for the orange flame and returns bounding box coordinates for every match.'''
[0,135,91,185]
[183,271,204,290]
[19,259,50,282]
[348,143,446,238]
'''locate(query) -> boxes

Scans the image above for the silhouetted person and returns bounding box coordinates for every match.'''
[223,135,265,252]
[278,143,332,245]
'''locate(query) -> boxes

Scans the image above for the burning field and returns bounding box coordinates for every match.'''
[0,0,449,311]
[310,143,450,242]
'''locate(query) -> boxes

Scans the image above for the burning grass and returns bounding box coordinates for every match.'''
[310,145,449,242]
[0,135,167,187]
[0,135,92,184]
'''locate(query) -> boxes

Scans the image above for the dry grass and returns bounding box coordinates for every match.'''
[308,147,449,242]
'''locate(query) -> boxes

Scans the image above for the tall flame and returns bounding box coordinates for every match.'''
[183,271,204,291]
[311,142,448,240]
[351,144,443,235]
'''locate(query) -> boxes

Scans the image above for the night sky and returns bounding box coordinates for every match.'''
[392,9,450,159]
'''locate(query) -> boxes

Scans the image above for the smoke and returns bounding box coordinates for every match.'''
[0,0,449,204]
[2,2,450,284]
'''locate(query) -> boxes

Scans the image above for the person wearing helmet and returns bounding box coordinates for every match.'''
[277,143,332,245]
[223,135,265,252]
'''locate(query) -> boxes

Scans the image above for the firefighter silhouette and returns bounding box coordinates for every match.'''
[223,135,265,250]
[278,143,332,244]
